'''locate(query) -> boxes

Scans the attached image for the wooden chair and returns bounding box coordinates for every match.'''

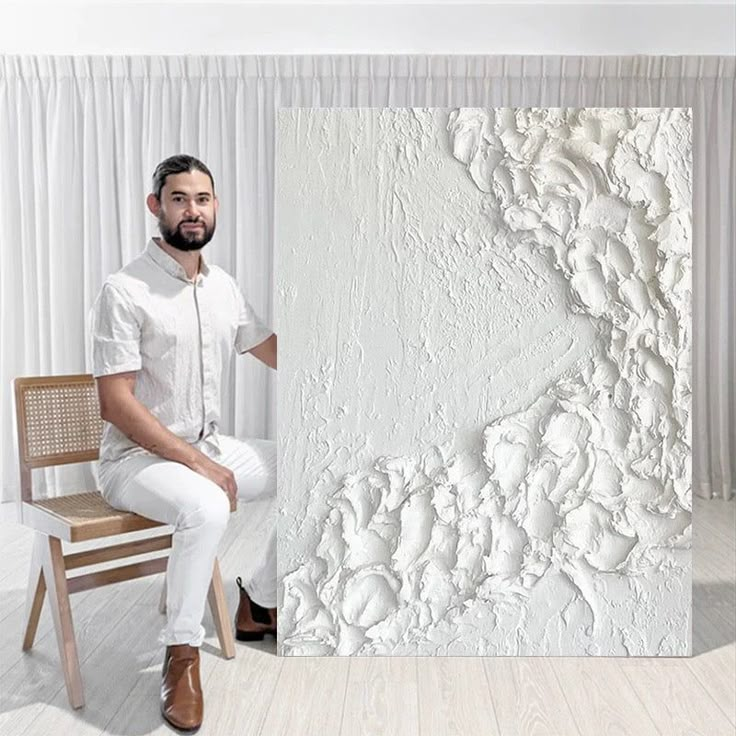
[14,373,236,710]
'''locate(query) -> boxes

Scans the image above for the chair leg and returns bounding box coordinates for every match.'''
[42,535,84,709]
[22,533,46,651]
[207,558,235,659]
[158,575,167,615]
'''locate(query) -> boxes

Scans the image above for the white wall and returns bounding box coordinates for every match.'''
[0,2,733,56]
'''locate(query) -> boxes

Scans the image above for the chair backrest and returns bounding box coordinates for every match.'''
[14,374,103,503]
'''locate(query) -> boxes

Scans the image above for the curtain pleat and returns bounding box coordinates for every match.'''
[0,54,733,502]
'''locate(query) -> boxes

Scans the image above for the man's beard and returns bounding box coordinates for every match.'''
[158,215,215,252]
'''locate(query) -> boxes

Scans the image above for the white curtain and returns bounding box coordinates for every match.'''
[0,55,733,502]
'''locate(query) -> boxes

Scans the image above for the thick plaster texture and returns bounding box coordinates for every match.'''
[275,108,692,656]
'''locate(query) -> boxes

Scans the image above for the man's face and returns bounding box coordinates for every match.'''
[153,170,217,252]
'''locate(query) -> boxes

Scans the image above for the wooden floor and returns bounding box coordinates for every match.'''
[0,495,733,736]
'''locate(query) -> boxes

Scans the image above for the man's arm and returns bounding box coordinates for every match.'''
[247,332,277,369]
[96,372,238,508]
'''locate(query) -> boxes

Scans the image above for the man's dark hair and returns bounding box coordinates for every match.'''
[151,154,215,200]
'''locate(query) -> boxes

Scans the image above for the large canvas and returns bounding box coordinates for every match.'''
[275,108,692,656]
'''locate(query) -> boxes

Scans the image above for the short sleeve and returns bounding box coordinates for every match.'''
[90,282,142,377]
[233,283,273,354]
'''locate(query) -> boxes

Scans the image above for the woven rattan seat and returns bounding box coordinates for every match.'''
[14,374,235,709]
[24,491,164,542]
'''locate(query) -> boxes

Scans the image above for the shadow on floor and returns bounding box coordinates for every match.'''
[692,580,736,656]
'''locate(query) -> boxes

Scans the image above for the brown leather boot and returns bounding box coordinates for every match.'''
[160,644,203,732]
[235,576,277,641]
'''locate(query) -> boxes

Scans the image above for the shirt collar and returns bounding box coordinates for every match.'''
[146,238,211,283]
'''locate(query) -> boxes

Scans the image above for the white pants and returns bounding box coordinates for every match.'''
[97,433,276,647]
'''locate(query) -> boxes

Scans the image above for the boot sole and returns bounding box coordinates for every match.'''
[162,712,202,734]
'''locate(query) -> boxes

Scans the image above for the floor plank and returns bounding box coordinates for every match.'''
[484,658,581,736]
[260,657,348,736]
[417,657,501,736]
[620,658,735,736]
[685,643,736,727]
[198,642,283,736]
[341,658,419,736]
[549,658,660,735]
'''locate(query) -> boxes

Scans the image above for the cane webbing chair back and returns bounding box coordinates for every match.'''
[15,375,103,475]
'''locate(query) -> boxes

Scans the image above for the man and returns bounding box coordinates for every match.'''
[91,154,277,732]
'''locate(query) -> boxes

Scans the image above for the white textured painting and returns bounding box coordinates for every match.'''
[275,108,692,656]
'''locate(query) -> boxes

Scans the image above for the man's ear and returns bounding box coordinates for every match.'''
[146,193,160,217]
[213,195,219,214]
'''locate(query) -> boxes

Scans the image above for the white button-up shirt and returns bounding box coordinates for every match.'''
[91,238,272,465]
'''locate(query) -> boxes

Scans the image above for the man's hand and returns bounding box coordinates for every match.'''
[189,455,238,511]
